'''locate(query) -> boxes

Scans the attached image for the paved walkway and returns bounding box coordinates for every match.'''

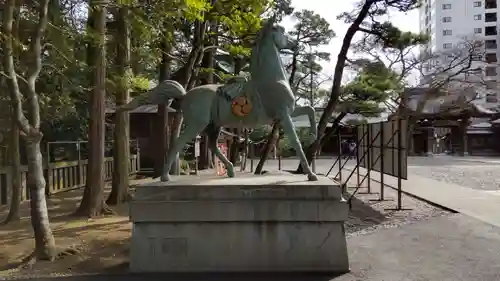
[432,155,500,164]
[343,166,500,227]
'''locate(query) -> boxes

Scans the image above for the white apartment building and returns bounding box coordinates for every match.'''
[419,0,500,109]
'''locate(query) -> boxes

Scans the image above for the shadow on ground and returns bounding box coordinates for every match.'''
[345,196,387,234]
[14,272,346,281]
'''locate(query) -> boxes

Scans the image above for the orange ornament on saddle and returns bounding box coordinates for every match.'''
[231,96,252,117]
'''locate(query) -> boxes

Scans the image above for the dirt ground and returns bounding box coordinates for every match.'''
[0,176,451,279]
[0,179,155,278]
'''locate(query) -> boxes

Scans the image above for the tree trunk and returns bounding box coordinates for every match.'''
[168,20,206,176]
[288,33,300,89]
[4,104,22,223]
[228,57,244,167]
[198,135,212,169]
[108,5,131,205]
[154,106,170,177]
[4,0,22,224]
[312,1,372,158]
[75,0,111,217]
[168,113,182,175]
[153,27,172,178]
[407,119,415,155]
[185,18,208,89]
[241,129,249,171]
[255,123,279,174]
[26,136,57,260]
[229,129,240,164]
[3,0,56,259]
[295,112,347,173]
[198,24,217,170]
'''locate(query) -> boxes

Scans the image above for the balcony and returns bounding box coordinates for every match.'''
[485,26,497,36]
[485,12,497,22]
[485,40,497,49]
[485,66,497,77]
[486,0,497,9]
[486,81,497,90]
[486,93,498,103]
[486,53,497,63]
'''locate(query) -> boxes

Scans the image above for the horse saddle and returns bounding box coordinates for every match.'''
[218,76,247,100]
[217,76,252,117]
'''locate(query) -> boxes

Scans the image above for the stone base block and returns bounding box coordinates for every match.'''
[129,173,349,273]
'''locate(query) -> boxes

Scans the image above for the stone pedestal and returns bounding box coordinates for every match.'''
[129,173,349,273]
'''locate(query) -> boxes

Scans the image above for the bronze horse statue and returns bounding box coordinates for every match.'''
[119,19,318,181]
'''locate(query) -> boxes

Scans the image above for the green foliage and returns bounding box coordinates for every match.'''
[361,21,429,51]
[213,0,293,62]
[249,125,272,142]
[3,0,272,141]
[282,9,335,106]
[7,0,423,149]
[335,0,428,55]
[184,0,211,20]
[130,75,152,91]
[288,10,335,46]
[278,136,293,157]
[338,60,401,116]
[278,127,314,157]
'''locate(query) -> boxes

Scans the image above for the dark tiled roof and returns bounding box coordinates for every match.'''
[402,87,496,117]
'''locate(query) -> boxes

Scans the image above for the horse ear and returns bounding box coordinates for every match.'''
[269,13,278,24]
[260,19,271,29]
[262,16,276,29]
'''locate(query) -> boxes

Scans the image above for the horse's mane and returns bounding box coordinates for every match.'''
[250,20,274,74]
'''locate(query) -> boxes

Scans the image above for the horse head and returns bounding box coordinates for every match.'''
[249,19,297,83]
[258,20,298,51]
[270,25,298,51]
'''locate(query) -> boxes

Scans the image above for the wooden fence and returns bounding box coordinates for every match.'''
[0,155,140,205]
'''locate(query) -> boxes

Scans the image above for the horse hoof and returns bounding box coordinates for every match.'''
[307,173,319,181]
[160,174,171,182]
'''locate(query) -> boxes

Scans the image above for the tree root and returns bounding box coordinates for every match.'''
[0,253,36,271]
[0,245,86,272]
[1,214,21,225]
[56,245,85,259]
[106,191,133,206]
[72,201,116,218]
[101,204,115,216]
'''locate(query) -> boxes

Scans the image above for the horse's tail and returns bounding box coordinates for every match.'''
[117,80,186,112]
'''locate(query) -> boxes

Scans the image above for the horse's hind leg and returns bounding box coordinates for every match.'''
[278,113,318,181]
[206,124,235,177]
[161,118,209,181]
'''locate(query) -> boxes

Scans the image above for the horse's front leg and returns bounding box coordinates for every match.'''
[291,106,317,142]
[278,112,318,181]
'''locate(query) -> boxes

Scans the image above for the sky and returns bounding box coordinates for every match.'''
[280,0,420,85]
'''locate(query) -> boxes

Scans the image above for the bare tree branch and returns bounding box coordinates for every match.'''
[350,34,489,116]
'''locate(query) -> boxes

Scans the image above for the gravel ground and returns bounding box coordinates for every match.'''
[408,163,500,191]
[251,158,453,236]
[344,183,451,238]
